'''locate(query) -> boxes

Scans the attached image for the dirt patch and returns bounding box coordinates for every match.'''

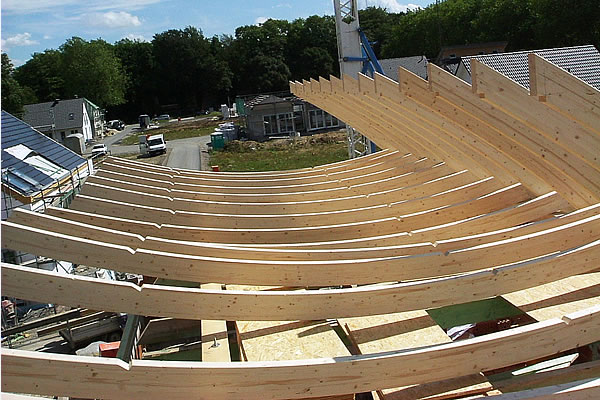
[223,130,347,153]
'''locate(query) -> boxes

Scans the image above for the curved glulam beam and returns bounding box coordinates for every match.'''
[3,209,598,286]
[2,238,599,320]
[3,305,599,399]
[46,190,568,250]
[292,60,600,208]
[8,204,599,262]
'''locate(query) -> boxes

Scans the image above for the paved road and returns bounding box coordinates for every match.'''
[166,136,211,170]
[94,123,212,170]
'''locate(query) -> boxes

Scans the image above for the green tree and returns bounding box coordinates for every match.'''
[60,37,127,107]
[152,26,230,111]
[2,53,34,117]
[532,0,600,48]
[14,50,65,102]
[287,16,338,81]
[229,20,291,93]
[113,38,157,119]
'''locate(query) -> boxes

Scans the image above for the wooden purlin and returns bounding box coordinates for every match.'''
[5,200,597,286]
[44,189,567,251]
[9,203,599,263]
[2,241,599,321]
[2,305,599,399]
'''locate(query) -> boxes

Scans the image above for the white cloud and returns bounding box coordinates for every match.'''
[86,11,142,28]
[274,3,292,8]
[43,35,52,40]
[255,16,269,25]
[1,32,38,50]
[359,0,420,13]
[123,33,149,42]
[2,0,162,14]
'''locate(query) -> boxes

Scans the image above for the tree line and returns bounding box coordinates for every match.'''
[2,0,598,121]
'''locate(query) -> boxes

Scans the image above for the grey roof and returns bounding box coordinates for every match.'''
[462,45,600,90]
[379,56,428,81]
[22,98,95,131]
[1,111,86,196]
[246,94,299,108]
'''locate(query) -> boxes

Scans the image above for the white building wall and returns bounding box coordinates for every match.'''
[82,104,93,142]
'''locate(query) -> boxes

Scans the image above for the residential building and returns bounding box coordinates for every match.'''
[242,94,344,141]
[22,97,105,145]
[1,111,92,273]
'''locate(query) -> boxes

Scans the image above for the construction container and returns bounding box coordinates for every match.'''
[211,132,225,150]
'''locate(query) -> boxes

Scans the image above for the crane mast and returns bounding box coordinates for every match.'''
[333,0,381,158]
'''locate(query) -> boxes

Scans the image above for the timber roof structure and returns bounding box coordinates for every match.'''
[1,52,600,399]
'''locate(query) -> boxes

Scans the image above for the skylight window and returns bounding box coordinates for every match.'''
[5,144,69,180]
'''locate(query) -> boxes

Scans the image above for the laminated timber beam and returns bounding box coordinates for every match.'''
[75,174,502,227]
[73,173,515,219]
[2,239,599,320]
[2,305,599,399]
[44,190,568,250]
[4,204,597,286]
[8,203,598,263]
[292,61,600,209]
[104,147,399,179]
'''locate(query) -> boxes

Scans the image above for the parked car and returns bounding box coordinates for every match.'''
[155,114,171,121]
[108,120,125,130]
[91,144,108,157]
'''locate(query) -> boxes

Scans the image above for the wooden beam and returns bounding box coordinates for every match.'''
[2,242,599,320]
[3,200,596,285]
[2,305,599,399]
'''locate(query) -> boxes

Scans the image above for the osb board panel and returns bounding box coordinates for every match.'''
[503,272,600,322]
[237,320,350,361]
[228,284,351,361]
[339,310,451,355]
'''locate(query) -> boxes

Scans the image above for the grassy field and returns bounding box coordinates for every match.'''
[210,131,349,172]
[121,126,215,145]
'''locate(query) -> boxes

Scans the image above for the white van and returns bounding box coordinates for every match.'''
[139,133,166,156]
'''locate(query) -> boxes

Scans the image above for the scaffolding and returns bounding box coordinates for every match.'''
[1,167,87,331]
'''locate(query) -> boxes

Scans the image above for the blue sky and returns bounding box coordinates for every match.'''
[2,0,433,66]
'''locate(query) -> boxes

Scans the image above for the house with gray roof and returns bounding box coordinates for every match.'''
[455,45,600,90]
[1,110,92,220]
[379,56,429,81]
[242,94,344,141]
[22,97,105,145]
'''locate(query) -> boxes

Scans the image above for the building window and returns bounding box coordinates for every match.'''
[308,110,339,131]
[263,113,294,135]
